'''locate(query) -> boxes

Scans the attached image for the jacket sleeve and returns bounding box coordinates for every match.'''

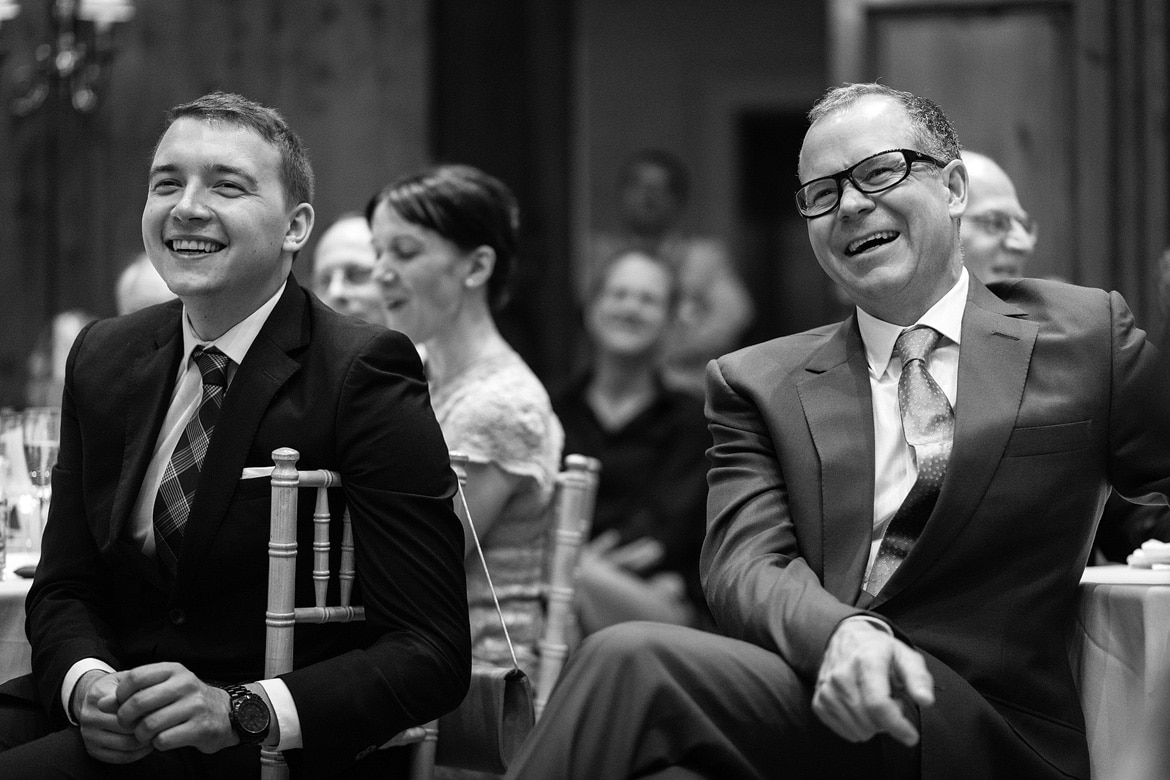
[278,328,471,761]
[700,357,868,680]
[25,321,125,723]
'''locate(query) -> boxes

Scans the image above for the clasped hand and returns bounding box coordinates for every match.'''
[74,662,236,762]
[812,619,935,747]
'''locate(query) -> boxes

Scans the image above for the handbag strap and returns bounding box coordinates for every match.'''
[456,478,522,672]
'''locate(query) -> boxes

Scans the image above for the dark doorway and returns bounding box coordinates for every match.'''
[737,109,850,346]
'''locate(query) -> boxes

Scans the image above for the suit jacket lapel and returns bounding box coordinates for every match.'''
[870,279,1037,608]
[175,283,307,584]
[110,307,184,547]
[797,316,876,603]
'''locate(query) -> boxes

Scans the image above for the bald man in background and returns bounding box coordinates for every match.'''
[116,253,177,316]
[310,213,386,326]
[960,151,1037,283]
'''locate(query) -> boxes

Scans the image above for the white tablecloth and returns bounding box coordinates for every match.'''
[1071,565,1170,779]
[0,551,36,683]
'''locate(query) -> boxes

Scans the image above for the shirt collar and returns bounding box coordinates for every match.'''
[856,267,968,380]
[180,282,286,370]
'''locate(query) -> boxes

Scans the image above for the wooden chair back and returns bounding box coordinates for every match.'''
[258,449,598,777]
[535,453,601,720]
[260,447,441,780]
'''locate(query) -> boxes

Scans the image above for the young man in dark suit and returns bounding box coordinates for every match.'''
[506,84,1170,779]
[0,92,470,778]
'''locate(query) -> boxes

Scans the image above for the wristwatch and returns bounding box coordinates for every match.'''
[222,684,271,745]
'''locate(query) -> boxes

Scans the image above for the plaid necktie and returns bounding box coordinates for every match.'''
[866,326,954,596]
[153,345,230,575]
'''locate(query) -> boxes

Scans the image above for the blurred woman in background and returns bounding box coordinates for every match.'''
[367,164,563,679]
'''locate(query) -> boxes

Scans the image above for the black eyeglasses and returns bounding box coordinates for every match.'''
[795,149,947,218]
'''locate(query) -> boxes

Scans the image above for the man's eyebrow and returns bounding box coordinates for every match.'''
[146,163,259,189]
[207,164,259,188]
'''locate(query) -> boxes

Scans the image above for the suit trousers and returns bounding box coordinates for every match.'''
[505,622,919,780]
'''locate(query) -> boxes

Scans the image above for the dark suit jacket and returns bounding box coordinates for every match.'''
[701,278,1170,778]
[25,281,471,777]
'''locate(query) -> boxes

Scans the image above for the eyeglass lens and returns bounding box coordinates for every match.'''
[796,150,913,217]
[968,211,1037,237]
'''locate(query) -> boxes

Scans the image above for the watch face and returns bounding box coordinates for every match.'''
[236,697,270,734]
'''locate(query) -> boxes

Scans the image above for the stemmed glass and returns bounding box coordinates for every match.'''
[21,407,60,552]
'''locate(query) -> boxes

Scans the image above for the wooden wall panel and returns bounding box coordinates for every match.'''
[0,0,430,408]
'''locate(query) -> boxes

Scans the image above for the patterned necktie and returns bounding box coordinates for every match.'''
[153,346,230,575]
[866,326,954,596]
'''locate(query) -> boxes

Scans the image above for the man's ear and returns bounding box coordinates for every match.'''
[943,159,968,218]
[283,203,315,254]
[463,246,496,290]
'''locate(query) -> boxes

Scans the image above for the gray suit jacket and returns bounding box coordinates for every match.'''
[702,277,1170,777]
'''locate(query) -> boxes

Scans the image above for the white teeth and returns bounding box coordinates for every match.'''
[171,239,222,253]
[847,231,897,254]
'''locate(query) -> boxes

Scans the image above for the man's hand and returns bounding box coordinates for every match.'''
[812,618,935,747]
[73,670,154,764]
[587,530,665,575]
[113,662,238,754]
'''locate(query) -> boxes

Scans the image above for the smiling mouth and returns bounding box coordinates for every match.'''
[167,238,226,255]
[845,231,899,257]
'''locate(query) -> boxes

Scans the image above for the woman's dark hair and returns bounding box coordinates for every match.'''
[366,164,520,311]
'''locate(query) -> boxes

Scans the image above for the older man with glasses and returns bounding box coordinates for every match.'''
[958,150,1038,284]
[504,82,1170,780]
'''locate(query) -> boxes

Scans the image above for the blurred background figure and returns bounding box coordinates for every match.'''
[115,252,176,315]
[368,164,564,687]
[555,249,712,634]
[311,212,387,326]
[585,149,754,395]
[960,150,1038,284]
[24,309,97,408]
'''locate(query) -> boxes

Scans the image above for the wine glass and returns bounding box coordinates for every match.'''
[21,407,60,553]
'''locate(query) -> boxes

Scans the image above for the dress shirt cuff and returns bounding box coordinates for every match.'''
[62,658,118,724]
[257,678,302,750]
[838,614,894,638]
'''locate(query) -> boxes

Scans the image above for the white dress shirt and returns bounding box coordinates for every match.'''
[855,268,968,592]
[62,283,304,749]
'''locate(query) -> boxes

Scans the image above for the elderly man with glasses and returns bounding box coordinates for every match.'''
[958,150,1038,284]
[505,82,1170,780]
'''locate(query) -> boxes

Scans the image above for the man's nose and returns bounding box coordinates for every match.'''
[326,270,349,299]
[171,185,211,222]
[1003,219,1037,253]
[836,180,875,218]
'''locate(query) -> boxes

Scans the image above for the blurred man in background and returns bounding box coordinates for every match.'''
[310,212,386,326]
[959,150,1037,284]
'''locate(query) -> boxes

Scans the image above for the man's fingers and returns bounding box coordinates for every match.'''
[854,654,919,747]
[115,662,187,704]
[813,671,876,743]
[892,644,936,706]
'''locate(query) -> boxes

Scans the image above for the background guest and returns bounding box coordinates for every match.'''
[310,212,386,326]
[554,249,711,633]
[368,164,563,682]
[115,253,177,315]
[583,149,754,395]
[959,150,1037,284]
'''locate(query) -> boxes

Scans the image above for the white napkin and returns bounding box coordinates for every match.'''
[1126,539,1170,568]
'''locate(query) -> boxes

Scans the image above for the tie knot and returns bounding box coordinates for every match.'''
[895,326,941,367]
[192,346,229,388]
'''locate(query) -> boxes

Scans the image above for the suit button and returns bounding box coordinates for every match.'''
[168,608,186,625]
